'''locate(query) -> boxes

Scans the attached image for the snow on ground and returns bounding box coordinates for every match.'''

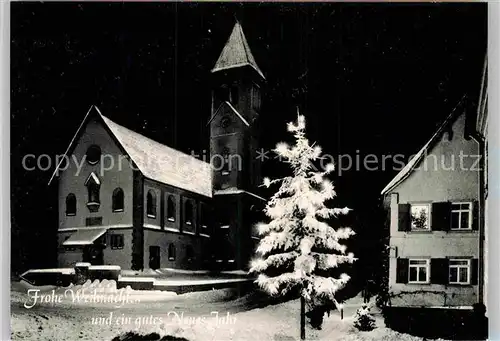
[11,282,444,341]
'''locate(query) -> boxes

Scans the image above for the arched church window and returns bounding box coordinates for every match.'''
[112,188,124,212]
[85,172,101,212]
[147,190,157,218]
[167,195,176,222]
[66,193,76,216]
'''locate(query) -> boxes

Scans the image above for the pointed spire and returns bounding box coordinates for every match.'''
[212,21,265,79]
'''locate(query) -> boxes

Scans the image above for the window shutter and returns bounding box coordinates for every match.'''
[430,258,449,284]
[472,200,479,231]
[431,202,451,231]
[398,204,411,231]
[396,258,409,283]
[471,258,479,285]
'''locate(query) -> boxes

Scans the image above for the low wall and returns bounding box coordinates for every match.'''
[383,306,488,340]
[21,264,121,286]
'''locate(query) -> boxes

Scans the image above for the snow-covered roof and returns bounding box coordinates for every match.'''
[207,101,250,127]
[214,187,266,201]
[381,97,466,195]
[48,106,213,198]
[211,21,265,80]
[63,228,107,246]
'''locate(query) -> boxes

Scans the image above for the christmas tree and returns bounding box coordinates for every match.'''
[249,112,356,340]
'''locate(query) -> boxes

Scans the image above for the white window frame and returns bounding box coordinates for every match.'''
[450,202,472,230]
[449,259,471,285]
[408,258,430,284]
[410,203,431,231]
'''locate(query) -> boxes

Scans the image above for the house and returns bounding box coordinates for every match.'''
[474,56,488,311]
[381,92,486,308]
[48,21,266,271]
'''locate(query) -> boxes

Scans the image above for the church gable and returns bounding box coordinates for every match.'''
[208,101,249,137]
[50,106,213,198]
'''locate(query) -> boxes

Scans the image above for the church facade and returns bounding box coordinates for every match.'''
[49,22,266,271]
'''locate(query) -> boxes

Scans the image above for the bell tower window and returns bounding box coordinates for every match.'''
[252,83,261,112]
[230,85,239,104]
[214,85,230,109]
[85,172,101,212]
[221,147,230,176]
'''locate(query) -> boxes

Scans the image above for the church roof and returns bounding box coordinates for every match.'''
[211,21,265,79]
[48,106,213,198]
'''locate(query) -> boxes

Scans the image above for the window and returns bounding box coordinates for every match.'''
[86,145,102,165]
[451,202,472,230]
[186,245,194,263]
[85,172,101,212]
[147,190,157,218]
[409,259,430,283]
[200,204,209,230]
[252,83,261,111]
[230,85,239,104]
[410,204,430,230]
[215,85,230,104]
[168,244,176,261]
[221,147,230,176]
[112,188,124,212]
[86,217,102,226]
[449,259,471,284]
[110,234,124,250]
[167,196,176,222]
[184,200,194,225]
[63,236,76,252]
[65,193,76,216]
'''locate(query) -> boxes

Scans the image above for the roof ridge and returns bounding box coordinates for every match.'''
[99,113,209,167]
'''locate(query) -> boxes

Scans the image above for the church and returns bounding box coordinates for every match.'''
[48,22,266,271]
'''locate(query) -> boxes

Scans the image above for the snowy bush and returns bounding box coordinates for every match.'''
[353,304,376,331]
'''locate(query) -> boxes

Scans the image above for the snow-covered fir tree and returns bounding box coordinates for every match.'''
[353,304,376,331]
[250,113,356,323]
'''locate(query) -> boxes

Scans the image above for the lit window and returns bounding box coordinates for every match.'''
[65,193,76,216]
[147,190,157,218]
[451,202,472,230]
[112,188,124,212]
[409,259,430,283]
[449,259,470,284]
[410,204,430,230]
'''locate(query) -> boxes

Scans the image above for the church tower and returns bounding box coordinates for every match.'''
[208,21,266,270]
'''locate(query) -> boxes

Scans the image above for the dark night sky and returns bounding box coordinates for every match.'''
[10,3,486,272]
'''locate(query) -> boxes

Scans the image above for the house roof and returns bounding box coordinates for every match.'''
[380,96,467,195]
[207,101,250,127]
[48,106,213,198]
[211,21,265,80]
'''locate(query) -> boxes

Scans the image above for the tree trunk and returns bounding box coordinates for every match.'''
[300,296,306,340]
